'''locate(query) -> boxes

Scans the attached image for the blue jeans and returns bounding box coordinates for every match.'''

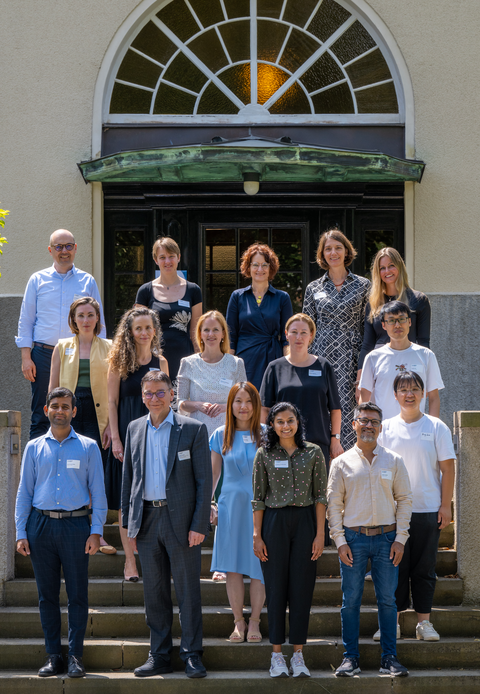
[30,344,53,440]
[340,527,398,660]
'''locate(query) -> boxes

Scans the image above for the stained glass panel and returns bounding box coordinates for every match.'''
[189,0,225,27]
[279,28,321,74]
[154,83,196,114]
[331,20,376,64]
[283,0,322,29]
[356,82,398,114]
[258,0,283,19]
[163,53,207,92]
[219,20,250,62]
[189,28,229,73]
[197,83,239,114]
[156,0,200,42]
[308,0,351,43]
[131,21,176,65]
[219,64,251,105]
[110,82,152,114]
[257,64,289,105]
[224,0,250,19]
[257,19,289,63]
[300,52,344,92]
[311,82,354,113]
[269,82,311,114]
[116,50,162,89]
[346,48,392,89]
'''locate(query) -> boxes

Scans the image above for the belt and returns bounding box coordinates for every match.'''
[144,499,168,507]
[345,523,396,536]
[33,342,55,351]
[35,506,91,519]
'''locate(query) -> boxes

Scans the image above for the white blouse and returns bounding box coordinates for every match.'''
[177,353,247,436]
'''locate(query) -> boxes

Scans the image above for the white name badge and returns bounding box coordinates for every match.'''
[178,299,190,308]
[219,378,233,388]
[314,291,327,300]
[421,432,434,441]
[275,460,289,469]
[410,364,424,373]
[149,367,160,371]
[66,459,80,469]
[178,450,191,460]
[65,348,75,356]
[309,369,322,377]
[243,435,254,444]
[381,469,392,480]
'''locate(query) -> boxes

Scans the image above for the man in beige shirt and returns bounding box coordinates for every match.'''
[327,402,412,679]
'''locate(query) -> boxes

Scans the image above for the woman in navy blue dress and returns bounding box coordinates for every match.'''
[226,244,293,391]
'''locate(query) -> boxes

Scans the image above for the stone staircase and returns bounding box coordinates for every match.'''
[1,518,480,693]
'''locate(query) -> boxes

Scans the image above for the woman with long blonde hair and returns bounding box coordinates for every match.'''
[357,247,431,378]
[105,307,168,581]
[209,382,265,643]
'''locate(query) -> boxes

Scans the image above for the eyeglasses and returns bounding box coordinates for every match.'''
[51,243,75,252]
[143,391,167,400]
[383,316,409,325]
[397,387,422,394]
[251,263,269,270]
[355,417,381,427]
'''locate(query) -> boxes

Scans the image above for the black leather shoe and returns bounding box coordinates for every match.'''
[134,654,173,677]
[185,655,207,678]
[67,655,86,678]
[38,654,64,677]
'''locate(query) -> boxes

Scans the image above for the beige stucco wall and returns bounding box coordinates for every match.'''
[0,0,479,295]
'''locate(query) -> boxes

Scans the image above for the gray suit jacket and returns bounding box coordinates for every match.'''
[121,411,212,547]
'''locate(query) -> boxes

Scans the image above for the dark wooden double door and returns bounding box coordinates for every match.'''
[103,183,404,335]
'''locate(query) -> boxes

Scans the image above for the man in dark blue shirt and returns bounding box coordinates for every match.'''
[15,387,107,678]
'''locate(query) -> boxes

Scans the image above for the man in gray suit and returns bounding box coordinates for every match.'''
[121,370,211,678]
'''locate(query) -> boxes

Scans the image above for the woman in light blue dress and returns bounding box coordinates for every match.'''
[210,381,266,643]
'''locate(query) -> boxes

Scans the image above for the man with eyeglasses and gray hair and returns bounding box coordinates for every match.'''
[16,229,105,439]
[327,401,412,678]
[358,300,444,420]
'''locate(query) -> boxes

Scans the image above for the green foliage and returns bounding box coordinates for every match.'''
[0,205,10,278]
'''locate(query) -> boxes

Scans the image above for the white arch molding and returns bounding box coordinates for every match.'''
[91,0,416,291]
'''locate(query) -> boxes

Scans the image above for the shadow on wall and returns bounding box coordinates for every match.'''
[429,294,480,430]
[0,296,31,452]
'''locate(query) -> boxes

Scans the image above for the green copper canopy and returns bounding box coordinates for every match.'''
[78,137,425,184]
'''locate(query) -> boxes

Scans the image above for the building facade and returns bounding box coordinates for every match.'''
[1,0,479,445]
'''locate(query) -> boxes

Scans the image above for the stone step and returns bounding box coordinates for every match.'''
[2,669,480,694]
[102,522,454,550]
[0,637,479,672]
[14,547,458,579]
[1,670,480,694]
[4,576,464,608]
[0,606,477,640]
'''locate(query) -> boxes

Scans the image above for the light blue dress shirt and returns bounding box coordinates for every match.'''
[15,426,108,539]
[15,264,106,348]
[143,409,175,501]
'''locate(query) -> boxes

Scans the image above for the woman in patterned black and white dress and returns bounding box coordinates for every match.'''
[303,229,370,451]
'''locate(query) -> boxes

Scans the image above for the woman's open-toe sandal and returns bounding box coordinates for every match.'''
[246,618,262,643]
[228,619,247,643]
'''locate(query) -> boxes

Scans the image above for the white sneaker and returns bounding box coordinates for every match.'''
[269,652,289,678]
[373,624,400,641]
[289,650,310,678]
[416,620,440,641]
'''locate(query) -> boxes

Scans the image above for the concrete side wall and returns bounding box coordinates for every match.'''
[0,411,21,603]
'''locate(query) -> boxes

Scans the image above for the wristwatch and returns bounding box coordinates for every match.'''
[331,434,341,439]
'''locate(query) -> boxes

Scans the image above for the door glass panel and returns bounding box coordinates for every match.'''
[113,228,145,324]
[239,228,269,257]
[274,272,303,314]
[205,273,237,317]
[363,228,395,278]
[271,227,302,270]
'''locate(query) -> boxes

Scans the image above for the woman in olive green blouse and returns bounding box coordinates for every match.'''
[252,402,327,679]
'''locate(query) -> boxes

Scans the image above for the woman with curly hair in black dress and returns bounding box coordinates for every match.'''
[252,402,327,679]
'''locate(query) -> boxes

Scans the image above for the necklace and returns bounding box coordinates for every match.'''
[160,278,180,290]
[256,295,262,305]
[333,279,346,287]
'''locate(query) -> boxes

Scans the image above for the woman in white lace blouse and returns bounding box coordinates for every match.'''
[177,310,247,437]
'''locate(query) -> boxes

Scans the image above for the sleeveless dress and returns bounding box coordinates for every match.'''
[104,355,160,509]
[135,281,202,385]
[209,426,264,581]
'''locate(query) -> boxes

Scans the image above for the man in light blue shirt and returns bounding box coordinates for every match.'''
[15,229,106,440]
[15,387,107,679]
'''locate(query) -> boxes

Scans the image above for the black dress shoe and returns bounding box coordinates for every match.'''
[38,654,64,677]
[67,655,86,678]
[134,654,173,677]
[185,655,207,678]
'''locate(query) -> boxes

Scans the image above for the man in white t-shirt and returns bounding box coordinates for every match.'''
[359,301,443,420]
[376,370,455,642]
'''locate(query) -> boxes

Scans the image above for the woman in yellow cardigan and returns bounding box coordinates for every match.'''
[49,296,114,553]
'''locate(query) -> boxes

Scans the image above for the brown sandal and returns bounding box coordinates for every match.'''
[247,618,262,643]
[228,619,247,643]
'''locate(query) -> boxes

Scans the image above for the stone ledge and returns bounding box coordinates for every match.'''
[455,412,480,428]
[0,411,21,429]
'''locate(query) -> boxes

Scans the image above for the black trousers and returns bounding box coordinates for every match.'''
[396,512,440,613]
[261,505,317,645]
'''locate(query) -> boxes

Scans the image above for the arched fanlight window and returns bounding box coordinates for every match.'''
[109,0,400,117]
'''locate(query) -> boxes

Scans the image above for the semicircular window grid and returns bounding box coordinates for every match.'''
[109,0,399,117]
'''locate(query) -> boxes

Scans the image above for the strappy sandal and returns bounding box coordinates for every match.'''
[247,617,262,643]
[228,619,247,643]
